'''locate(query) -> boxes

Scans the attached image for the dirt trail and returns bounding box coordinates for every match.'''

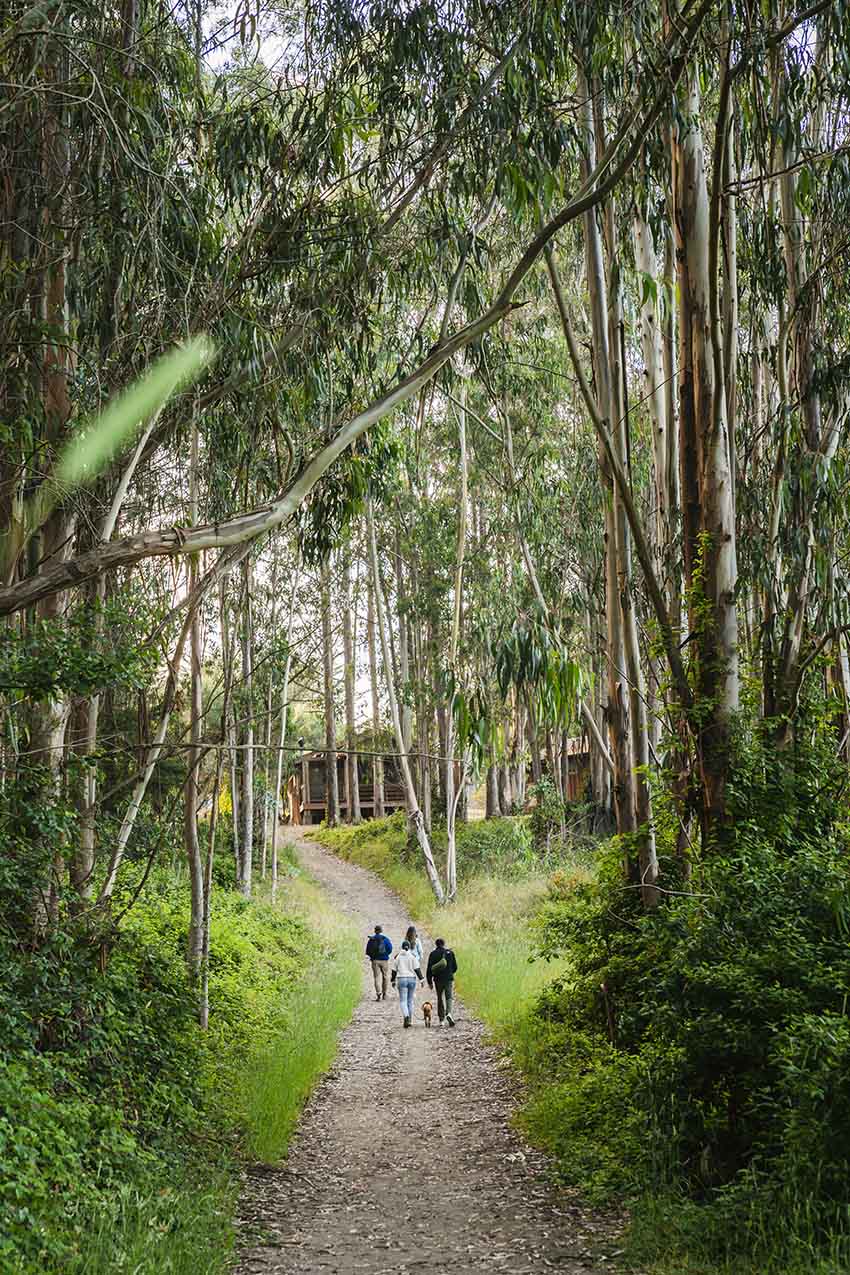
[234,830,619,1274]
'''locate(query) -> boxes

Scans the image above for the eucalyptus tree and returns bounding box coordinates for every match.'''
[367,497,445,901]
[6,0,846,941]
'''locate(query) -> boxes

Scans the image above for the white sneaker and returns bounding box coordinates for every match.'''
[446,1013,455,1027]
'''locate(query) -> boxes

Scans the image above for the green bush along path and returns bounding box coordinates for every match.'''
[312,809,850,1275]
[0,848,360,1275]
[234,828,619,1275]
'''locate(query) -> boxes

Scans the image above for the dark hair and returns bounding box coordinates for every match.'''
[435,938,445,948]
[374,924,383,933]
[401,940,410,950]
[405,925,417,939]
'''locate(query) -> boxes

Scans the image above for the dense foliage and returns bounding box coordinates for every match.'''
[3,0,850,1270]
[516,719,849,1269]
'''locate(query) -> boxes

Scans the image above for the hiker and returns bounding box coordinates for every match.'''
[390,940,424,1027]
[426,938,458,1026]
[405,924,423,967]
[365,924,393,1001]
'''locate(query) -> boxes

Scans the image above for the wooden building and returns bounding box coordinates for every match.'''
[288,751,406,825]
[562,735,592,802]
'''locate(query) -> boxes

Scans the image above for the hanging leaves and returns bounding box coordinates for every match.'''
[493,618,583,731]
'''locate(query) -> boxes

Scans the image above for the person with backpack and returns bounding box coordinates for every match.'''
[365,924,393,1001]
[390,940,424,1027]
[426,937,458,1026]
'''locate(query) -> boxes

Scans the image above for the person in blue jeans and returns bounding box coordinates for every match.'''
[391,940,424,1027]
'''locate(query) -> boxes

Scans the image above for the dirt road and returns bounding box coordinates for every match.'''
[234,831,619,1274]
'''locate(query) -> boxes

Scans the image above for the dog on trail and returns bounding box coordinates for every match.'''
[421,1001,433,1028]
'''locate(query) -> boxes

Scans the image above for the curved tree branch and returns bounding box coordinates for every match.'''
[0,1,711,620]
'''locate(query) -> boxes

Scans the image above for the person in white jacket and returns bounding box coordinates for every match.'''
[391,940,424,1027]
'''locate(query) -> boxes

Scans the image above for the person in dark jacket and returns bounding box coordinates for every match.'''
[365,924,393,1000]
[426,938,458,1025]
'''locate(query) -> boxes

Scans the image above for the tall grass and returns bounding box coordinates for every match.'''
[67,1175,234,1275]
[241,868,361,1163]
[623,1189,850,1275]
[439,875,570,1031]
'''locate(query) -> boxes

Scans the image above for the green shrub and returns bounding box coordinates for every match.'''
[527,727,850,1267]
[0,862,358,1273]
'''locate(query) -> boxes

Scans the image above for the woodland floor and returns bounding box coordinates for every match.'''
[233,830,627,1275]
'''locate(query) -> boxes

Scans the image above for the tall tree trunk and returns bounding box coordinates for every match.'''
[393,525,414,763]
[560,730,570,804]
[185,419,204,972]
[526,693,543,785]
[445,384,468,897]
[271,562,299,897]
[512,697,527,811]
[221,592,240,872]
[28,36,75,935]
[367,499,444,901]
[367,574,385,817]
[238,556,255,894]
[321,557,340,826]
[200,616,234,1030]
[99,600,196,901]
[260,553,280,875]
[261,670,274,870]
[604,190,656,893]
[578,73,635,843]
[73,412,162,906]
[485,764,500,818]
[342,545,361,824]
[674,67,739,842]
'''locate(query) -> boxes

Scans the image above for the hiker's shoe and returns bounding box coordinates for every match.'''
[381,991,387,999]
[403,1016,411,1028]
[446,1013,456,1027]
[375,994,382,1002]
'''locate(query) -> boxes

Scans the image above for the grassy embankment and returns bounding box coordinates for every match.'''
[1,838,359,1274]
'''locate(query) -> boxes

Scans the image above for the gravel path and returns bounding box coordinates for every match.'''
[234,830,622,1275]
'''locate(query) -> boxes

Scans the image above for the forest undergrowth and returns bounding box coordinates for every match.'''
[0,835,359,1275]
[312,762,850,1275]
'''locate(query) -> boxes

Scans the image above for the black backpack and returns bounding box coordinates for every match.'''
[369,934,388,959]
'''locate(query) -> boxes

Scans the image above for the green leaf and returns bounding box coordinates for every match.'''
[56,337,214,488]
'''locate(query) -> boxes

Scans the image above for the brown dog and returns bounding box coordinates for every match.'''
[422,1001,433,1027]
